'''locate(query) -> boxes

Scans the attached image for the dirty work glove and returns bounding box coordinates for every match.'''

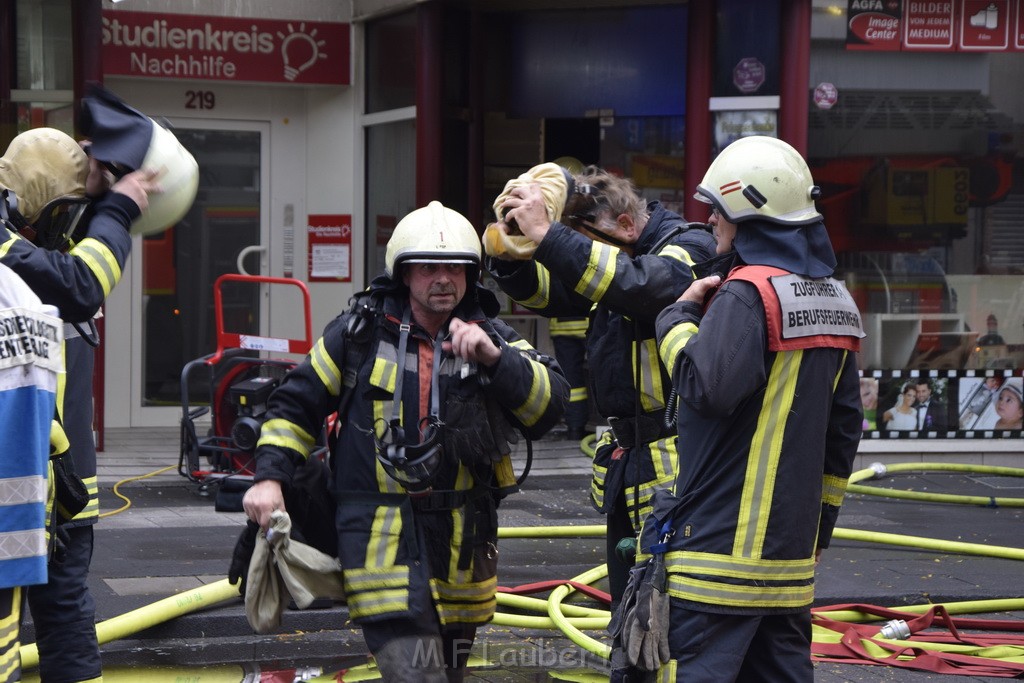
[228,520,260,596]
[623,556,671,671]
[609,561,646,640]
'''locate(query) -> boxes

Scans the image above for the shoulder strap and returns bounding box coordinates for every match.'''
[649,220,710,255]
[337,292,382,417]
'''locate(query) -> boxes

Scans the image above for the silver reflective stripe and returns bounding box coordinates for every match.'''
[0,529,47,561]
[0,475,46,507]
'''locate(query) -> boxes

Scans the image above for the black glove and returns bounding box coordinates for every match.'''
[228,520,260,596]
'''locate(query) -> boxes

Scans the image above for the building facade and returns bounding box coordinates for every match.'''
[3,0,1023,461]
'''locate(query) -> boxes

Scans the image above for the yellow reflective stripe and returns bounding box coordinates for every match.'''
[833,352,845,391]
[569,386,588,402]
[493,454,516,490]
[70,238,121,296]
[445,506,466,580]
[667,574,814,609]
[367,505,402,568]
[510,359,551,427]
[508,339,532,352]
[0,586,22,677]
[434,574,497,602]
[822,473,847,507]
[647,437,677,481]
[344,589,410,619]
[372,400,405,493]
[310,338,341,396]
[735,350,802,558]
[658,322,697,376]
[518,262,551,309]
[256,418,316,460]
[435,599,497,625]
[658,659,677,682]
[635,339,665,412]
[550,318,588,335]
[575,241,617,301]
[657,243,696,266]
[343,566,408,590]
[666,549,815,580]
[71,475,99,520]
[370,357,397,393]
[0,233,17,258]
[433,574,499,625]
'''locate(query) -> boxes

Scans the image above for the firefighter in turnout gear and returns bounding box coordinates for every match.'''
[636,136,864,681]
[243,202,569,682]
[485,164,715,607]
[0,121,162,683]
[0,265,62,683]
[548,316,590,441]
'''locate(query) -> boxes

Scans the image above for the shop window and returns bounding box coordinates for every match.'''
[9,0,74,135]
[365,10,416,114]
[365,120,415,277]
[809,7,1024,439]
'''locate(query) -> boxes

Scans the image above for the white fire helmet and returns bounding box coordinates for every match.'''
[129,120,199,237]
[695,136,822,226]
[384,201,481,278]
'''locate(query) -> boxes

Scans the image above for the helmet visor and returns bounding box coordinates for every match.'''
[31,196,91,251]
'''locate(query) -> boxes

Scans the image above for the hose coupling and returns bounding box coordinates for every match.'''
[878,619,911,640]
[869,462,888,479]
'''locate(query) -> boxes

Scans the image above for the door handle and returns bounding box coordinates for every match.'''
[236,245,267,275]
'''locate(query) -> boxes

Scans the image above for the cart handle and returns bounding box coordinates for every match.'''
[209,274,314,364]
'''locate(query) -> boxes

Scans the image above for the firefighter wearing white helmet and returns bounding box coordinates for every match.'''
[694,135,823,226]
[243,201,569,681]
[0,125,160,683]
[623,137,864,680]
[384,200,482,277]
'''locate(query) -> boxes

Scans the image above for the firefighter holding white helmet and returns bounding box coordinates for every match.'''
[615,136,864,680]
[487,162,716,613]
[0,98,169,681]
[243,201,569,681]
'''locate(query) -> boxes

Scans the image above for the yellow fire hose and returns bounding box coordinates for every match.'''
[19,578,240,670]
[19,460,1024,676]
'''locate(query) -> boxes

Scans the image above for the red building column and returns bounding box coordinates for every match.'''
[73,0,106,449]
[684,0,716,222]
[416,2,443,206]
[779,0,811,155]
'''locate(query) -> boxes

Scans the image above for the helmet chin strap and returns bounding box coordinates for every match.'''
[570,220,632,249]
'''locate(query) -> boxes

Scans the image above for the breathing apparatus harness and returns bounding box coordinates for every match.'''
[340,291,533,499]
[372,307,447,493]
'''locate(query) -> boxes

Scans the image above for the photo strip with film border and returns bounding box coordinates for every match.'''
[859,369,1023,439]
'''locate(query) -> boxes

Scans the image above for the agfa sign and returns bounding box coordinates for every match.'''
[102,11,350,85]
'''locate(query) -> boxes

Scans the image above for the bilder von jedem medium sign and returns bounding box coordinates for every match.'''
[102,11,350,85]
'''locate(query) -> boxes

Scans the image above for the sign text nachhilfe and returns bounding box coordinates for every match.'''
[102,10,350,85]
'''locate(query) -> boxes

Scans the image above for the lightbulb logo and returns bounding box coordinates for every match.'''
[278,23,327,81]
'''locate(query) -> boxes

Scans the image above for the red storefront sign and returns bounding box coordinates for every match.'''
[847,1,902,50]
[959,0,1010,49]
[903,1,956,50]
[307,215,352,282]
[102,11,350,84]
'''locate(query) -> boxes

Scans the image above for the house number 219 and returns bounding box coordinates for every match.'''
[185,91,216,110]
